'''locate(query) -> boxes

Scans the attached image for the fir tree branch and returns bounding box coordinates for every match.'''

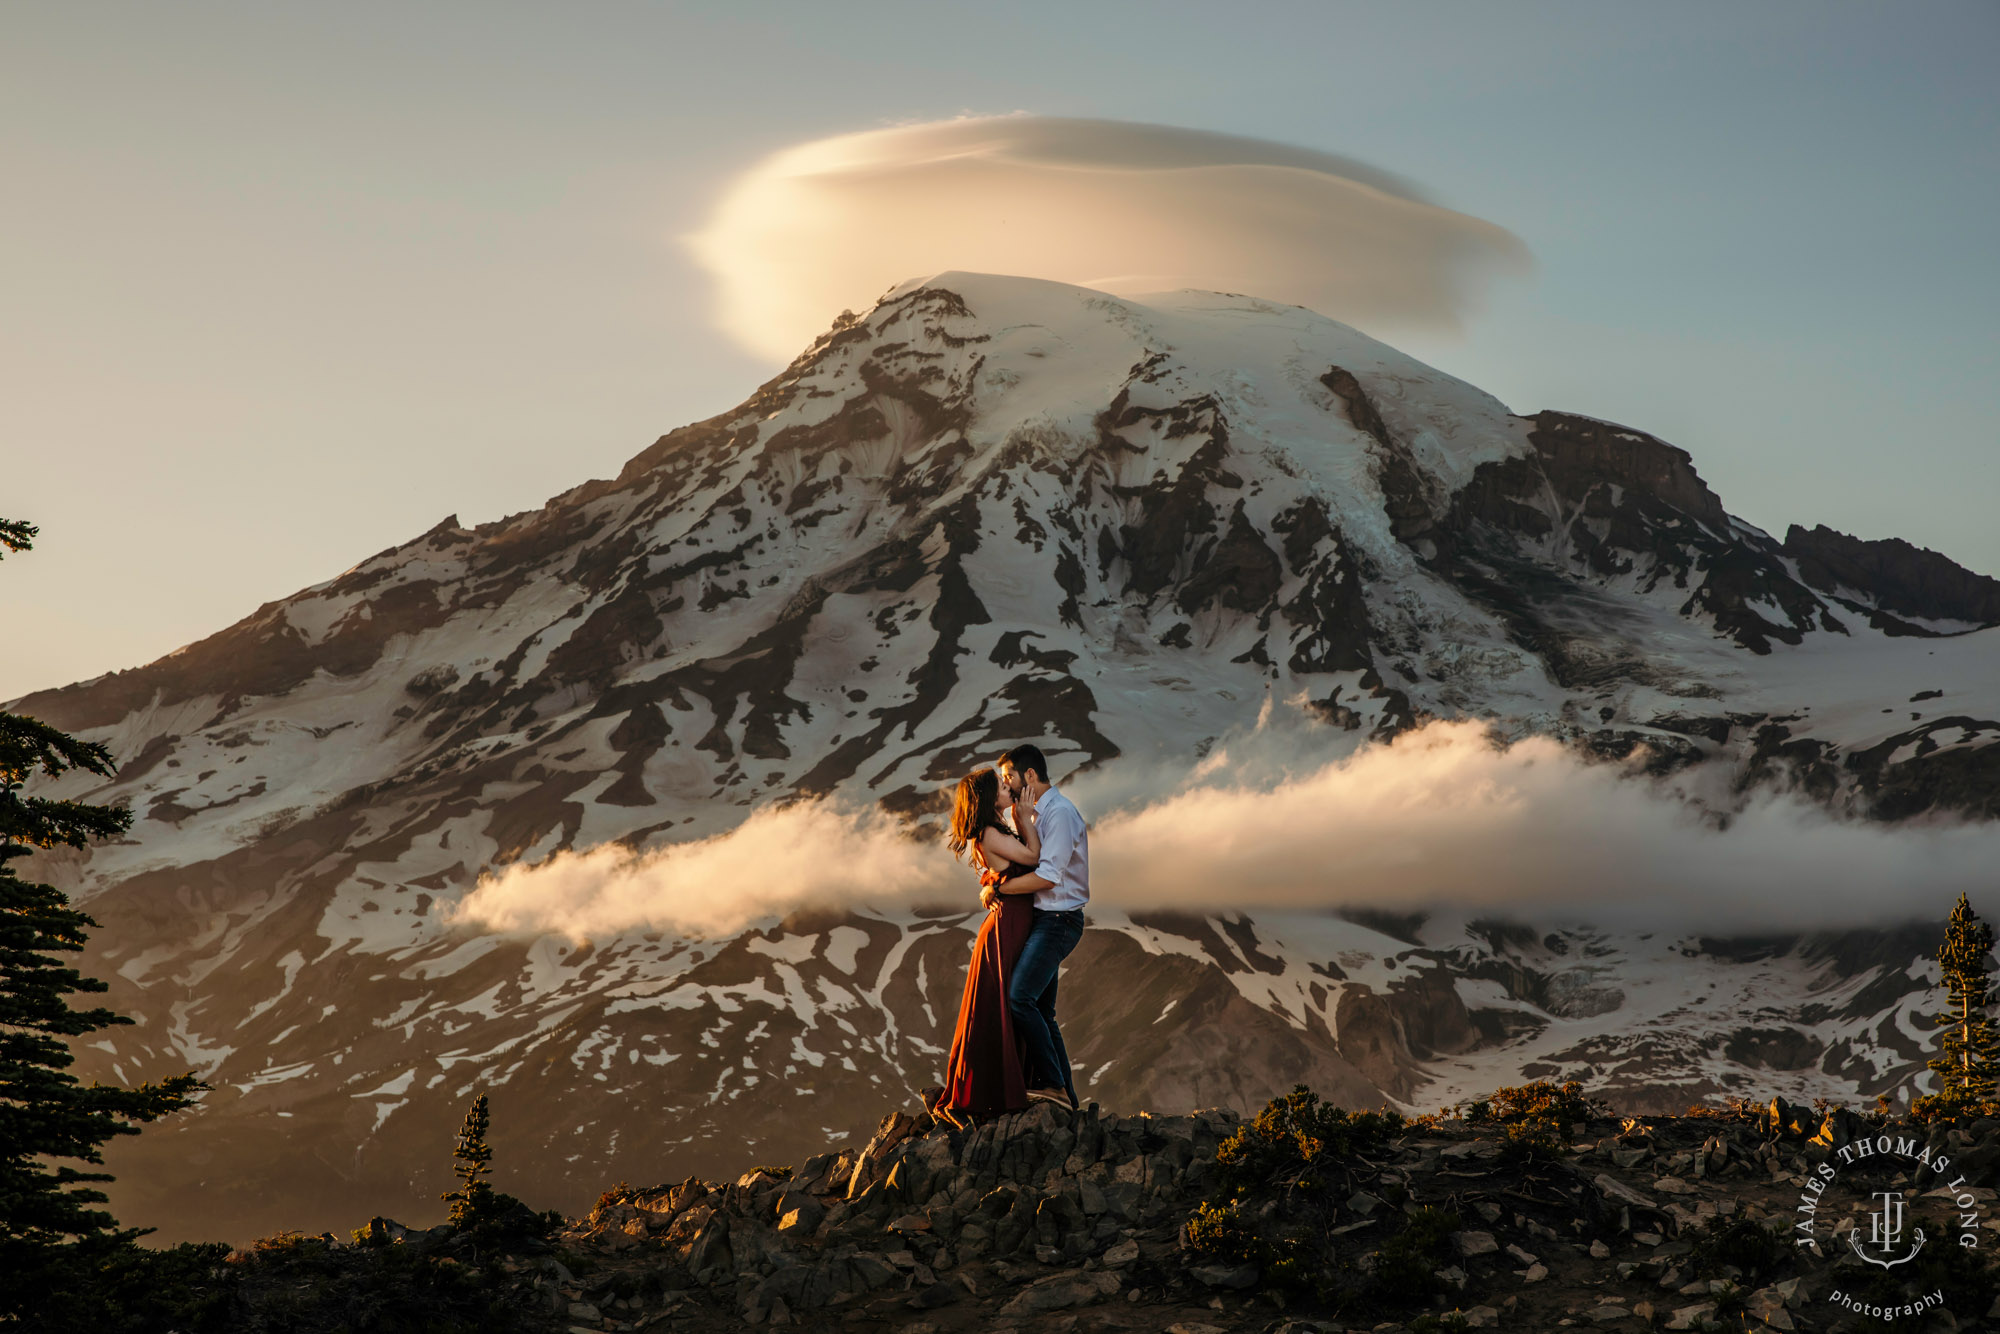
[0,519,36,557]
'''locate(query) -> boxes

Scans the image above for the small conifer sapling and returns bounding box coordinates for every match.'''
[442,1093,497,1228]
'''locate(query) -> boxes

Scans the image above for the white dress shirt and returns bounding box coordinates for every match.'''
[1028,786,1090,912]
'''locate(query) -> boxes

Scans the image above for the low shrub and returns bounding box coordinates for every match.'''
[1686,1215,1788,1286]
[6,1240,238,1334]
[1183,1200,1269,1265]
[1410,1313,1473,1334]
[1454,1080,1608,1161]
[1472,1080,1608,1132]
[590,1180,636,1224]
[1371,1206,1463,1304]
[1911,1091,2000,1126]
[1215,1085,1404,1193]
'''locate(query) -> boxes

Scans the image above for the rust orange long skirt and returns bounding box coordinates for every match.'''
[940,894,1034,1117]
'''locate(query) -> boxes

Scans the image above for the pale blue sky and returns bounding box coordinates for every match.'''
[4,2,1995,698]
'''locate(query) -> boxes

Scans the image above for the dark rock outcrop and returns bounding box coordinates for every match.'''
[1784,522,2000,632]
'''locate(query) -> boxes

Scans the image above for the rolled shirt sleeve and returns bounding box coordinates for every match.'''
[1033,799,1079,897]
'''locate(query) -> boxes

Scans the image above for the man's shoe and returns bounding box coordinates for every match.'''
[1025,1086,1073,1109]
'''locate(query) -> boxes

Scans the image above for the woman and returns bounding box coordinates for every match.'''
[932,767,1042,1125]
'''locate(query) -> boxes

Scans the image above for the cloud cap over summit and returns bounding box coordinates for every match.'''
[688,115,1530,359]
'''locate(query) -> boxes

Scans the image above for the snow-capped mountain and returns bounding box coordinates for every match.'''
[15,273,1998,1243]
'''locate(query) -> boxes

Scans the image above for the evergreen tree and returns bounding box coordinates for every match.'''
[441,1093,497,1228]
[0,518,204,1314]
[1928,892,2000,1106]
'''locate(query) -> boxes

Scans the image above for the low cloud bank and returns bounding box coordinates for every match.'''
[1088,721,1994,927]
[449,803,939,941]
[686,115,1529,360]
[449,718,1999,941]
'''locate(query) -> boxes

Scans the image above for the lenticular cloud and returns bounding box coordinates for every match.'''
[687,116,1530,360]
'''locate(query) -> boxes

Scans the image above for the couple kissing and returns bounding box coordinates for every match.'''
[929,745,1089,1127]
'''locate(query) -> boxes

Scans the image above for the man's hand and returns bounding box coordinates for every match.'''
[980,886,1001,911]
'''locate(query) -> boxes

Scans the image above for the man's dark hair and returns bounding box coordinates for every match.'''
[999,744,1050,786]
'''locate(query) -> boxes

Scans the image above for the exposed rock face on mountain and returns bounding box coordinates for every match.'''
[12,274,1998,1244]
[1783,523,2000,635]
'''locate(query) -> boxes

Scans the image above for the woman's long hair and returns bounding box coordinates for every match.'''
[948,768,1001,861]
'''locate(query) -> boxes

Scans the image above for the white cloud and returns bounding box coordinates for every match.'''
[449,711,1998,941]
[686,115,1530,360]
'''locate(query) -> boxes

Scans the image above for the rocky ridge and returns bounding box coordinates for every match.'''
[224,1091,2000,1334]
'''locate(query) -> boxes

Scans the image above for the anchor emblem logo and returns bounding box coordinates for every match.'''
[1847,1190,1926,1269]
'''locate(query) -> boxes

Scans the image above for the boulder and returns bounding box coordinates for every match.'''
[904,1129,958,1202]
[632,1176,699,1226]
[1593,1174,1654,1209]
[848,1253,898,1290]
[1065,1112,1106,1173]
[1076,1177,1108,1217]
[686,1215,732,1285]
[791,1153,836,1196]
[999,1269,1120,1315]
[1453,1230,1499,1257]
[908,1278,962,1310]
[1747,1284,1796,1330]
[744,1263,811,1322]
[775,1198,824,1235]
[823,1150,857,1196]
[1101,1180,1143,1223]
[1762,1096,1816,1139]
[956,1220,993,1260]
[878,1157,916,1205]
[663,1202,715,1249]
[1032,1191,1085,1252]
[1809,1107,1866,1151]
[847,1112,921,1200]
[994,1189,1043,1256]
[1189,1263,1259,1290]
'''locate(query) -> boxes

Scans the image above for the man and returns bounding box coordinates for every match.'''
[985,743,1088,1109]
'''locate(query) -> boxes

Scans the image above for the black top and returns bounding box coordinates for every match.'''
[983,822,1039,880]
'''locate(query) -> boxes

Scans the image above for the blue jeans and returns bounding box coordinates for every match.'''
[1009,907,1084,1100]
